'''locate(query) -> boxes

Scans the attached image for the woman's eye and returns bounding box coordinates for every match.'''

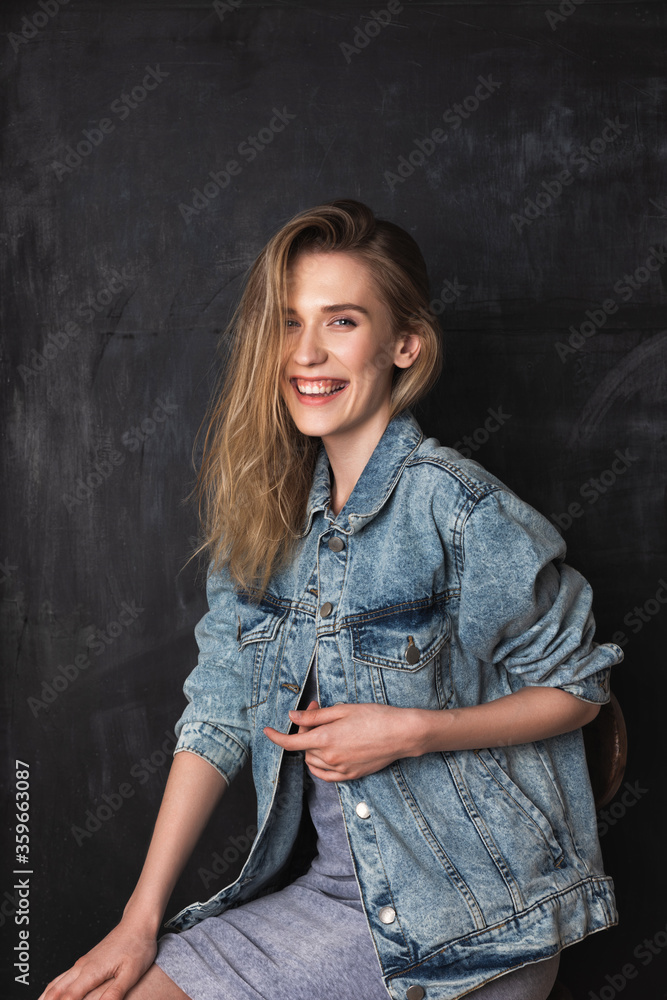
[284,317,357,330]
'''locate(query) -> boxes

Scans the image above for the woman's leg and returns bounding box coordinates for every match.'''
[123,964,192,1000]
[69,964,191,1000]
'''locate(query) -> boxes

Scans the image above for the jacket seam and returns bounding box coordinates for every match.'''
[343,591,455,624]
[405,453,504,501]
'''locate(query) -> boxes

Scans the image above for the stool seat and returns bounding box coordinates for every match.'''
[582,690,628,810]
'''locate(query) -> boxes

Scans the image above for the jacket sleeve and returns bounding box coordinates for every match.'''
[456,487,623,704]
[172,560,250,785]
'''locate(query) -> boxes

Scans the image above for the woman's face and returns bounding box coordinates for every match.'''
[279,251,420,447]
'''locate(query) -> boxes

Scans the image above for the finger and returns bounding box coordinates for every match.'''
[38,968,79,1000]
[262,726,320,750]
[88,967,140,1000]
[297,700,320,734]
[38,974,62,999]
[306,761,346,782]
[57,963,123,1000]
[288,703,345,726]
[97,977,131,1000]
[82,980,117,1000]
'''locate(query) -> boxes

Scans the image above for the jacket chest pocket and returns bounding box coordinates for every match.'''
[350,602,452,709]
[237,599,289,709]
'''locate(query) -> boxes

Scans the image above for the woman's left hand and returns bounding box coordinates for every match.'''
[263,701,422,781]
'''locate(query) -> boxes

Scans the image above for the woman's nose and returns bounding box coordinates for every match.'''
[290,322,327,366]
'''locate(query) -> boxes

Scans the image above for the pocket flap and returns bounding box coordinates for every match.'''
[351,602,451,670]
[237,596,288,646]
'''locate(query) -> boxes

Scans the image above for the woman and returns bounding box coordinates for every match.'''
[39,199,623,1000]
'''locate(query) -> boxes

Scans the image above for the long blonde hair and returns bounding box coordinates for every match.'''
[193,199,443,598]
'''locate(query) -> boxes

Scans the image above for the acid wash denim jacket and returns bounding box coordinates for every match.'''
[164,407,624,1000]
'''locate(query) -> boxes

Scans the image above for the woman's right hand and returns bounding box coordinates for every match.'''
[37,918,157,1000]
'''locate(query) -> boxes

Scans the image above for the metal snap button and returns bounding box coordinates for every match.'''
[378,905,396,924]
[405,636,420,664]
[355,801,371,819]
[320,601,333,617]
[328,536,344,551]
[406,986,425,1000]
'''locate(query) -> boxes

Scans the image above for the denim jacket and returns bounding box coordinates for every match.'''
[164,408,623,1000]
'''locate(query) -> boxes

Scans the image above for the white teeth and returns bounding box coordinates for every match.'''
[295,379,347,396]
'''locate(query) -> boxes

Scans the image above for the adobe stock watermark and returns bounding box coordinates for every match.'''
[426,276,468,315]
[197,783,300,890]
[179,106,297,224]
[0,888,22,930]
[27,600,145,717]
[384,75,502,192]
[555,245,667,362]
[611,578,667,649]
[61,397,178,513]
[7,0,70,54]
[198,825,258,890]
[550,448,639,532]
[597,779,648,838]
[587,917,667,999]
[50,65,170,181]
[17,264,137,384]
[512,117,628,233]
[452,407,512,458]
[406,276,468,328]
[339,1,403,64]
[545,0,587,30]
[71,730,177,846]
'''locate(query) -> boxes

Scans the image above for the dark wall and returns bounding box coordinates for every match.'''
[2,2,666,997]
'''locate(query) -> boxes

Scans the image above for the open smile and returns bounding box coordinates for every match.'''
[289,378,349,405]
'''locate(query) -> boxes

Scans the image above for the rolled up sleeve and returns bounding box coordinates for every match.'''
[457,489,623,705]
[173,560,250,785]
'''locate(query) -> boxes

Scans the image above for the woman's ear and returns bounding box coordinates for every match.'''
[392,329,422,369]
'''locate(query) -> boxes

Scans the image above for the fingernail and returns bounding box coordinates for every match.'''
[289,710,301,719]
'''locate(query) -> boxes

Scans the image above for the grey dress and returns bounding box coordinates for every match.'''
[155,665,561,1000]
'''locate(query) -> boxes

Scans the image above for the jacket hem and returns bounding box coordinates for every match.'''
[383,875,617,1000]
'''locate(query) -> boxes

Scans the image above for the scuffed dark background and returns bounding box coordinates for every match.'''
[2,2,666,997]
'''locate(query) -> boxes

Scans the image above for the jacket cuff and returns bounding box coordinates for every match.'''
[173,721,249,785]
[556,647,621,705]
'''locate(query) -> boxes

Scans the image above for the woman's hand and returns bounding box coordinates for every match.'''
[263,701,422,781]
[37,917,157,1000]
[263,687,601,781]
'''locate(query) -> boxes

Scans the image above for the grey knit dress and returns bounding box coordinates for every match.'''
[154,665,561,1000]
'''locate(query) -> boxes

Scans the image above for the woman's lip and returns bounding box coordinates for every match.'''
[288,378,349,406]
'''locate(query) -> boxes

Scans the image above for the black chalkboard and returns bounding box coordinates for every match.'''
[2,2,666,998]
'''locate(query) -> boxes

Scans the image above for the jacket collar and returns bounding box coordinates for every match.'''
[299,408,424,537]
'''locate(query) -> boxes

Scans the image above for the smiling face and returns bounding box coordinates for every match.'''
[279,250,420,452]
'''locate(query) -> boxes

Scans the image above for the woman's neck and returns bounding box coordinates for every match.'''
[323,410,391,518]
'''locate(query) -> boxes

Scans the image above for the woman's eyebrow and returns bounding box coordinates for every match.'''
[286,303,370,315]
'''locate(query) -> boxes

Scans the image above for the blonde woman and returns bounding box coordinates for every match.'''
[39,200,622,1000]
